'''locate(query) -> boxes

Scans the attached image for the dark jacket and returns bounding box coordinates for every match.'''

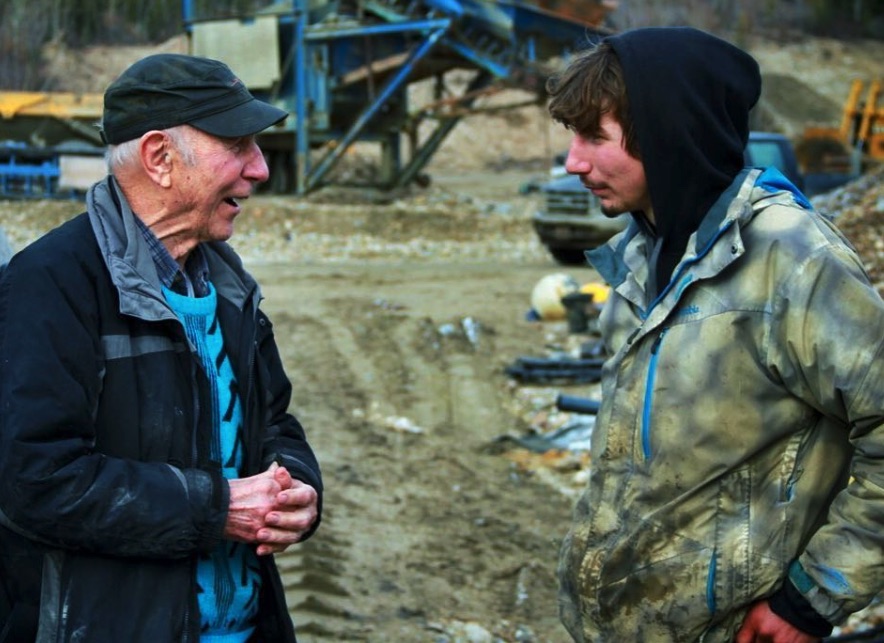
[0,177,322,642]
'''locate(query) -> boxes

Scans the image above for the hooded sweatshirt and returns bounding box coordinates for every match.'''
[556,27,884,643]
[608,27,761,296]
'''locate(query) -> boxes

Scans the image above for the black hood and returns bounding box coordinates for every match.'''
[607,27,760,292]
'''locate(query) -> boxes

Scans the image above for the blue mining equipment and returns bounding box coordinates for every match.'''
[0,1,610,198]
[182,0,610,194]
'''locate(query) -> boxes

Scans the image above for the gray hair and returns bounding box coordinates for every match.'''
[105,125,198,174]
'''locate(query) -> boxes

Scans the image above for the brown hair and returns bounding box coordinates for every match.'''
[546,41,640,158]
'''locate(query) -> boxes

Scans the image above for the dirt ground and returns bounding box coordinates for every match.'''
[255,178,611,643]
[2,27,883,643]
[258,252,590,643]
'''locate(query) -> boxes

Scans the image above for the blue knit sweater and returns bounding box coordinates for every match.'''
[164,283,260,643]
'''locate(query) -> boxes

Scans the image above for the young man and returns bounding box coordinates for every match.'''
[0,54,322,642]
[547,27,884,642]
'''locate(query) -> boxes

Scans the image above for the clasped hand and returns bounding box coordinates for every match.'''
[224,462,319,556]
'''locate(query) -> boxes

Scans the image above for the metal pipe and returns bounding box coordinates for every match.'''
[294,0,309,194]
[305,23,450,192]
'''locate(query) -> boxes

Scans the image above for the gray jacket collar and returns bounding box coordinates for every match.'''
[86,176,259,321]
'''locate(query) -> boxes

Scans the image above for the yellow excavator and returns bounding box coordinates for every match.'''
[794,79,883,179]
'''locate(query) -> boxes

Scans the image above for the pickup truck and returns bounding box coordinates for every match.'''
[532,131,813,265]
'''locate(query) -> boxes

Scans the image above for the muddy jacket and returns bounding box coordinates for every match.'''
[0,177,322,642]
[557,168,884,642]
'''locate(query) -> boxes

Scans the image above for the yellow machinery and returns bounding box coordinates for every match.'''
[795,79,883,175]
[0,91,103,124]
[0,91,106,197]
[855,79,884,161]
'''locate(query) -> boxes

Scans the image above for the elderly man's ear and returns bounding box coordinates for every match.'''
[140,131,174,188]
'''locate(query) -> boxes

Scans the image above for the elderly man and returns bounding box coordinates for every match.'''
[0,54,322,642]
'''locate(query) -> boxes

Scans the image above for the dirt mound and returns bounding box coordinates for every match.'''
[754,72,842,137]
[40,35,188,94]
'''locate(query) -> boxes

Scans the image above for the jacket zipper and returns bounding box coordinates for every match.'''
[186,331,201,642]
[243,316,259,472]
[641,328,668,461]
[706,549,717,613]
[235,292,259,473]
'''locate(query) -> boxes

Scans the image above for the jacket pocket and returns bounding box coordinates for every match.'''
[37,549,194,642]
[591,465,783,640]
[596,524,715,640]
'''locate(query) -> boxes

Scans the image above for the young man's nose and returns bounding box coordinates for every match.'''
[564,137,592,175]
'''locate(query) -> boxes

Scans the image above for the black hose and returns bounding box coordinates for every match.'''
[555,394,601,414]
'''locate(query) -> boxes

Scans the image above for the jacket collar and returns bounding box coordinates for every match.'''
[86,176,259,320]
[587,168,761,315]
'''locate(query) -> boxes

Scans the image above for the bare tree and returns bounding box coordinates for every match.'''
[0,0,53,89]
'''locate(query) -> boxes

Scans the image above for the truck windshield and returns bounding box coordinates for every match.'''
[747,140,786,169]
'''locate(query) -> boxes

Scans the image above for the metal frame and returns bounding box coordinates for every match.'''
[181,0,604,194]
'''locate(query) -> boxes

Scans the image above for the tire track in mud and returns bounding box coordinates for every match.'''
[266,299,478,639]
[268,311,370,639]
[256,263,578,642]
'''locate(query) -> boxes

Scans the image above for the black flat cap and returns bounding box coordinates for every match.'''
[100,53,287,145]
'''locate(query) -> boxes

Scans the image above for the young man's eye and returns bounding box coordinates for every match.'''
[577,131,604,145]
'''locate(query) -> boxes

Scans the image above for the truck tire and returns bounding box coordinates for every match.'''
[547,246,588,266]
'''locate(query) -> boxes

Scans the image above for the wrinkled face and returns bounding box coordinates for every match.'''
[170,128,270,242]
[564,112,652,220]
